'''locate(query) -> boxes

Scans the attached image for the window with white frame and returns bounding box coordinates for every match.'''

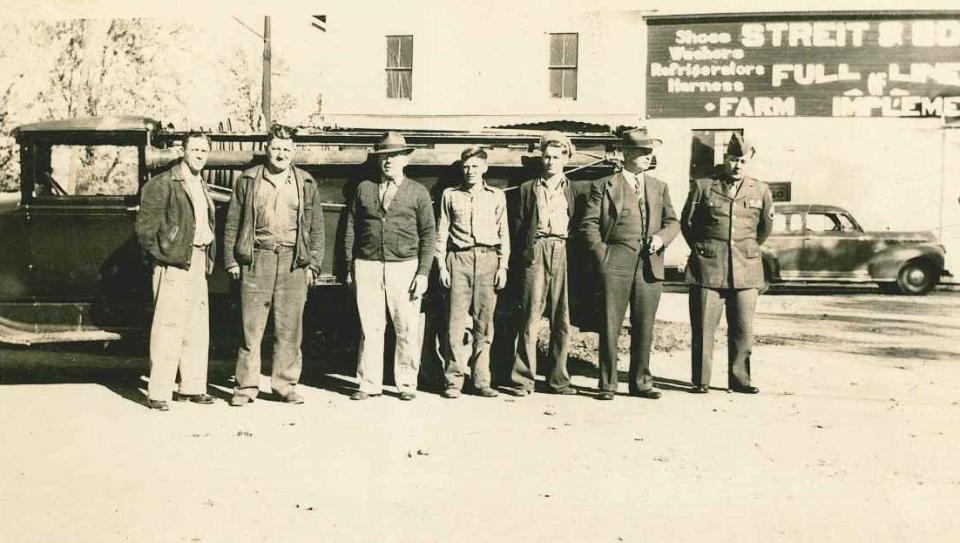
[386,35,413,100]
[549,33,578,100]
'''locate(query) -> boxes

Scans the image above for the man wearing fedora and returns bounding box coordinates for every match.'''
[224,124,325,407]
[343,132,436,401]
[681,133,773,395]
[435,146,509,398]
[580,129,679,401]
[508,131,579,396]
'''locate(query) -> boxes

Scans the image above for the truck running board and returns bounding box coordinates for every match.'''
[0,319,121,346]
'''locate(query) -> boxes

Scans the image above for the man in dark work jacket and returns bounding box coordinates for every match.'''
[681,133,773,395]
[580,129,680,401]
[343,132,436,401]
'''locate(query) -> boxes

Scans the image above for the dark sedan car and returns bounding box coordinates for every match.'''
[762,204,946,294]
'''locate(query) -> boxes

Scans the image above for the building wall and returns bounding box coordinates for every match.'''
[316,3,960,277]
[320,3,645,129]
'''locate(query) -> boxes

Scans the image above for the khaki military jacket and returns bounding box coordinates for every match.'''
[680,173,773,289]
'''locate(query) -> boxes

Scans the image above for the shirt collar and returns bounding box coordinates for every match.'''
[381,176,404,187]
[180,161,200,182]
[622,168,644,186]
[538,174,567,191]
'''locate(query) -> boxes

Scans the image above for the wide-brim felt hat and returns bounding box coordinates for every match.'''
[369,131,416,155]
[617,128,662,149]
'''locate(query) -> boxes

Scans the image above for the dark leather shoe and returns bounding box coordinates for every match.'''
[730,385,760,394]
[596,391,615,401]
[399,391,417,401]
[631,388,662,399]
[146,399,169,411]
[507,387,532,397]
[476,387,499,398]
[550,387,579,396]
[176,393,214,404]
[283,391,305,404]
[690,385,709,394]
[230,395,253,407]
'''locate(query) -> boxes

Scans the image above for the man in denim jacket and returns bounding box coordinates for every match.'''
[224,125,325,406]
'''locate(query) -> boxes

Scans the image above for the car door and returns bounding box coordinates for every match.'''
[765,209,805,280]
[800,211,872,279]
[25,137,152,331]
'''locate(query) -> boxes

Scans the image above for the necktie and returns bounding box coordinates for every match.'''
[381,181,397,210]
[727,180,739,198]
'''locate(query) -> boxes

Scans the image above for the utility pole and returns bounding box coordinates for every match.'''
[262,16,272,127]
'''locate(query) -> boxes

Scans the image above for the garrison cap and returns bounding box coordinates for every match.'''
[726,132,755,158]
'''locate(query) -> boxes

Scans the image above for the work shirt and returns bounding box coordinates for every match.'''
[436,181,510,273]
[254,168,299,245]
[534,175,570,238]
[181,162,214,247]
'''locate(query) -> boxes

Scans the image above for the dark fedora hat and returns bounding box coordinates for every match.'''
[617,128,662,149]
[369,131,416,155]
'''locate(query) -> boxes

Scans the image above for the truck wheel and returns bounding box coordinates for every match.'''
[895,260,937,295]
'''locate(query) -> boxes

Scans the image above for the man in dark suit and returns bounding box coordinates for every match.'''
[681,133,773,394]
[508,131,579,396]
[580,130,680,401]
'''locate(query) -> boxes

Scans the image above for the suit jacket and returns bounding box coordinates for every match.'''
[512,176,578,267]
[680,173,773,289]
[579,171,680,280]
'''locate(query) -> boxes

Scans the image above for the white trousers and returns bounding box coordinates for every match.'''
[147,247,209,401]
[354,258,422,394]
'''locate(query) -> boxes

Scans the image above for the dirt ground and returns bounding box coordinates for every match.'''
[2,288,960,543]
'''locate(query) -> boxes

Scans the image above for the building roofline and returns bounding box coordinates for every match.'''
[644,9,960,24]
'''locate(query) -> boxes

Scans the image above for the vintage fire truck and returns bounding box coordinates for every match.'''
[0,116,619,345]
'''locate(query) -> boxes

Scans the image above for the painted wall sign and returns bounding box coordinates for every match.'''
[646,15,960,118]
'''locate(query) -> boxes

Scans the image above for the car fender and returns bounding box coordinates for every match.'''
[867,243,945,280]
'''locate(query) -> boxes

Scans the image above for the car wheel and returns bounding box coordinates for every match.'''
[895,261,937,295]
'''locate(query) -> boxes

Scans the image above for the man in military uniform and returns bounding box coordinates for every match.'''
[680,133,773,394]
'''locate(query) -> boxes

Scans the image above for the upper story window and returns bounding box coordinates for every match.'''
[386,35,413,100]
[549,33,578,100]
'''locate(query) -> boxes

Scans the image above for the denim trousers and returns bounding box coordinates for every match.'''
[234,247,308,398]
[148,247,209,401]
[510,238,571,392]
[444,248,499,391]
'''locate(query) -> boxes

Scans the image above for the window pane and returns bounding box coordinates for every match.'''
[562,68,577,99]
[773,213,800,233]
[806,213,841,232]
[399,71,411,99]
[549,34,563,65]
[45,145,138,196]
[549,69,563,98]
[386,36,400,68]
[563,34,578,66]
[400,36,413,68]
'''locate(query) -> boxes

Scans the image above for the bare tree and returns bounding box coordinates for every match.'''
[221,46,297,132]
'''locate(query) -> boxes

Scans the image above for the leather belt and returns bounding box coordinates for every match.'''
[254,240,296,253]
[452,245,498,253]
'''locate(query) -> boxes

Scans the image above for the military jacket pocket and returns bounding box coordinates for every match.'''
[695,242,717,258]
